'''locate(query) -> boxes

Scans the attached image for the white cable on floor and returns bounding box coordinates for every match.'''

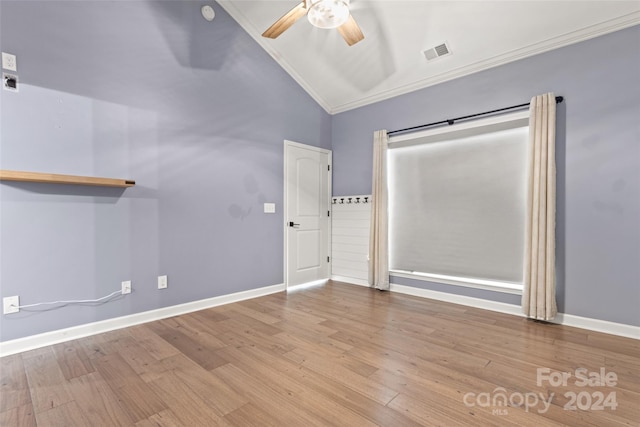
[15,289,123,309]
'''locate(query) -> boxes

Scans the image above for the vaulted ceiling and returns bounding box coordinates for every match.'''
[218,1,640,114]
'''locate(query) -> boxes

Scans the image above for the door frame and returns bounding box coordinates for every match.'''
[283,140,332,290]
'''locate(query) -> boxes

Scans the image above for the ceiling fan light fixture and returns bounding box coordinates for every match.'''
[307,0,350,29]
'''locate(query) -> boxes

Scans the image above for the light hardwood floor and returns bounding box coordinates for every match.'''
[1,281,638,426]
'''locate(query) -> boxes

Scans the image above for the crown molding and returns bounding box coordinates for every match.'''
[218,3,639,115]
[330,11,640,114]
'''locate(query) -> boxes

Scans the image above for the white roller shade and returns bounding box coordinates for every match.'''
[389,114,528,286]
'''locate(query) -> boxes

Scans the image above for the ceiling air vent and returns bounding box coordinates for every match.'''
[423,42,452,61]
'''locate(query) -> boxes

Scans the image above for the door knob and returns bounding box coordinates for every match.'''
[288,221,300,227]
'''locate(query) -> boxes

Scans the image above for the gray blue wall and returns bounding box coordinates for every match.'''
[0,1,330,341]
[1,2,638,343]
[332,26,640,326]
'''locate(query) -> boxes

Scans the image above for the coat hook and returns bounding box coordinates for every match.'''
[364,197,369,203]
[355,197,360,203]
[347,198,352,203]
[340,198,344,204]
[332,198,337,204]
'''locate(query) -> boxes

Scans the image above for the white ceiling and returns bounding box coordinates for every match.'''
[218,1,640,114]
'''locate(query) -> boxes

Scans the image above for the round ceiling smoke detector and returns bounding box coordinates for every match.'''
[201,5,215,22]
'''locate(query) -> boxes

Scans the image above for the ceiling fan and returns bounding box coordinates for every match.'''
[262,0,364,46]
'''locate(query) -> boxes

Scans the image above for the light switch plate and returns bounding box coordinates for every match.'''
[264,203,276,213]
[158,275,168,289]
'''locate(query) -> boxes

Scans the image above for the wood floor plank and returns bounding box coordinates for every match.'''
[77,329,133,360]
[155,326,228,371]
[51,340,94,381]
[215,342,310,395]
[3,281,639,426]
[257,299,329,324]
[160,353,248,416]
[226,303,282,325]
[273,329,353,358]
[214,363,322,426]
[186,311,238,338]
[192,306,230,323]
[34,401,91,427]
[213,342,382,427]
[147,370,233,426]
[586,332,640,358]
[605,356,640,394]
[66,372,134,426]
[90,352,140,390]
[116,379,169,423]
[223,402,284,427]
[91,352,168,422]
[381,319,438,338]
[162,315,229,349]
[453,335,607,373]
[127,324,181,361]
[135,409,183,427]
[112,338,169,382]
[21,348,73,414]
[218,326,297,355]
[273,315,341,338]
[213,362,333,427]
[369,361,565,427]
[560,338,640,367]
[218,340,424,427]
[388,392,472,427]
[0,354,32,413]
[282,346,399,405]
[0,403,37,427]
[218,311,284,336]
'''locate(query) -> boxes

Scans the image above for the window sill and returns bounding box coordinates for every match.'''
[389,270,523,295]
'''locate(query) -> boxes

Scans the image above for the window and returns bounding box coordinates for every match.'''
[388,111,529,294]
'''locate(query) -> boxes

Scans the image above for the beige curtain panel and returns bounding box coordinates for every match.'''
[369,130,390,290]
[523,93,558,320]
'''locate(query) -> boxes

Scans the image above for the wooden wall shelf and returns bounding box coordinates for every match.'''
[0,170,135,188]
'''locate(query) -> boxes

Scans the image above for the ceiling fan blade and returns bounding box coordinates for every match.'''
[262,2,308,39]
[337,14,364,46]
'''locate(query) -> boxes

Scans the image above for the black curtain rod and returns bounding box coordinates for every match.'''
[387,96,564,136]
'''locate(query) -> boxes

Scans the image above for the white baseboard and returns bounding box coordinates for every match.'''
[389,283,640,340]
[390,283,523,316]
[553,313,640,340]
[0,283,285,357]
[3,280,636,357]
[331,275,370,287]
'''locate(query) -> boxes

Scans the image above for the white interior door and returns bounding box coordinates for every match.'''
[284,140,331,288]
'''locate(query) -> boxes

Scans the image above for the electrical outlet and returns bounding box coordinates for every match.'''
[2,52,17,71]
[158,275,168,289]
[121,280,131,295]
[3,73,18,92]
[3,296,20,314]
